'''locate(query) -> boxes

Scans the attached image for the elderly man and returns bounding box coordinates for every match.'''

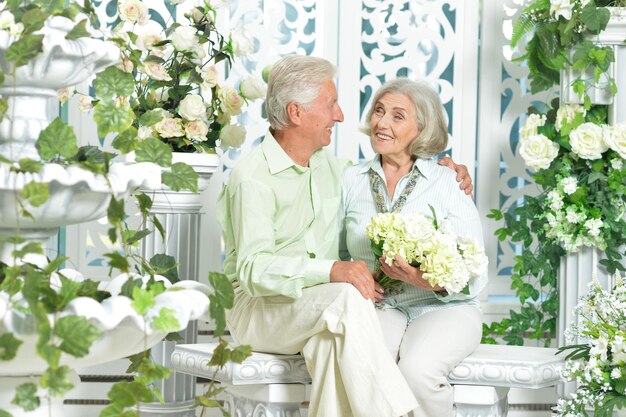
[217,55,471,417]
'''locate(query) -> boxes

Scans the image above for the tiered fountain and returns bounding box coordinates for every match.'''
[0,15,212,417]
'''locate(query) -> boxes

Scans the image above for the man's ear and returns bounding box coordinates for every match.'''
[287,102,302,126]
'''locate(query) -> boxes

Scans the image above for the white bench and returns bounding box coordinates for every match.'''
[171,343,565,417]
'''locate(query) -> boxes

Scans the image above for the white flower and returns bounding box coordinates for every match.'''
[611,368,622,379]
[584,218,603,238]
[605,123,626,160]
[230,28,254,57]
[155,116,185,138]
[184,119,209,142]
[178,94,206,121]
[154,87,169,102]
[519,134,559,170]
[220,124,247,148]
[136,32,163,51]
[117,56,134,73]
[239,76,267,101]
[9,22,23,36]
[138,125,155,139]
[570,123,609,160]
[611,157,623,170]
[218,86,243,115]
[550,0,573,20]
[0,11,15,29]
[565,206,585,224]
[555,104,585,132]
[197,65,218,89]
[560,177,578,195]
[190,43,207,64]
[548,190,564,211]
[519,113,546,141]
[141,62,172,81]
[118,0,149,25]
[78,96,93,112]
[57,87,72,104]
[171,25,198,51]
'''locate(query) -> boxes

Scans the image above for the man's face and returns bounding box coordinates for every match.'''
[299,79,344,149]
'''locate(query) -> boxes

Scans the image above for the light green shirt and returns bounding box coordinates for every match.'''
[216,131,346,298]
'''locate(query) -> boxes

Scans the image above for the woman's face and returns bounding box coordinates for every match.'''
[369,92,419,160]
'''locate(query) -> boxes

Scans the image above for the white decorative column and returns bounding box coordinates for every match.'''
[139,152,220,417]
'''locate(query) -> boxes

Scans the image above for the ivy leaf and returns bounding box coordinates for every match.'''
[0,97,8,121]
[112,127,139,154]
[11,383,39,411]
[162,162,198,192]
[94,67,135,99]
[139,109,165,127]
[41,365,75,396]
[135,137,172,167]
[152,307,180,332]
[0,333,23,360]
[20,181,49,207]
[230,344,252,363]
[5,35,44,67]
[20,8,47,36]
[37,117,79,160]
[17,158,44,173]
[104,252,130,272]
[65,19,90,40]
[208,272,234,309]
[126,229,151,245]
[93,99,134,137]
[580,4,610,34]
[106,381,139,407]
[131,286,155,315]
[55,316,101,358]
[136,193,152,217]
[12,241,44,259]
[107,197,125,225]
[149,254,178,283]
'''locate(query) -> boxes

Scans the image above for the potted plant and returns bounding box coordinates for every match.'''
[556,274,626,417]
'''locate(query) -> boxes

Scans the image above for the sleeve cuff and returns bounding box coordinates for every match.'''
[304,259,334,286]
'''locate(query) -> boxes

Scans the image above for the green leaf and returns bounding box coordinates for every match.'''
[93,67,135,99]
[112,127,139,154]
[131,286,155,315]
[41,365,75,396]
[138,109,165,127]
[510,13,535,48]
[230,344,252,363]
[0,333,23,361]
[65,19,90,40]
[107,197,125,225]
[135,137,172,167]
[126,229,151,245]
[581,4,610,34]
[11,383,39,411]
[136,193,153,216]
[17,158,44,173]
[0,97,8,121]
[37,117,79,160]
[5,35,44,67]
[20,8,47,36]
[104,252,130,272]
[149,254,179,283]
[162,162,198,192]
[55,316,101,357]
[0,409,13,417]
[152,307,180,332]
[20,181,49,207]
[12,241,44,259]
[208,272,234,309]
[93,99,134,137]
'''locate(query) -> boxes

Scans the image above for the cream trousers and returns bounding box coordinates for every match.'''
[377,305,483,417]
[226,283,418,417]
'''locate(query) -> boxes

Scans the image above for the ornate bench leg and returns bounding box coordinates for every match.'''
[454,385,510,417]
[224,384,304,417]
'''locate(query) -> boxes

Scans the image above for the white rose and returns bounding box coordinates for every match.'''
[519,113,546,141]
[155,117,185,138]
[197,65,218,89]
[117,56,134,73]
[518,134,559,170]
[118,0,149,25]
[78,96,93,112]
[570,122,609,160]
[239,76,267,101]
[142,62,172,81]
[218,85,243,115]
[0,11,15,29]
[178,94,206,121]
[154,87,169,102]
[555,103,585,132]
[220,124,246,148]
[190,43,207,65]
[605,123,626,159]
[184,120,209,142]
[171,26,197,51]
[136,32,163,51]
[550,0,573,20]
[57,87,72,104]
[230,28,254,57]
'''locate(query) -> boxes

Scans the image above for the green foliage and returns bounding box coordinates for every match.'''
[162,162,199,192]
[93,67,135,99]
[55,316,101,357]
[135,137,173,167]
[65,19,90,40]
[12,383,39,411]
[20,182,49,207]
[5,34,44,67]
[149,254,179,283]
[208,272,234,336]
[93,99,134,137]
[0,333,23,361]
[36,117,79,160]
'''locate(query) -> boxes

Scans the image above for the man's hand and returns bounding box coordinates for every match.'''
[330,261,383,302]
[438,156,473,196]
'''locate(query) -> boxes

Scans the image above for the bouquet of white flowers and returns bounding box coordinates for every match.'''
[365,206,488,294]
[555,275,626,417]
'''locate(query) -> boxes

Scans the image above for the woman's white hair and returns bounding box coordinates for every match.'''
[265,55,336,130]
[361,78,449,158]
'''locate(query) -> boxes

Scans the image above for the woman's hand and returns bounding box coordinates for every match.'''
[380,256,443,291]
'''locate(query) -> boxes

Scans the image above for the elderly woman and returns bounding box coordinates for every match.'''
[339,78,487,417]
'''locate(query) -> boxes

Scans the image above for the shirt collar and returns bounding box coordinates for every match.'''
[262,130,324,175]
[358,154,432,180]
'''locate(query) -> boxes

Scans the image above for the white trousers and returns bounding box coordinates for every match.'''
[377,305,483,417]
[226,283,418,417]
